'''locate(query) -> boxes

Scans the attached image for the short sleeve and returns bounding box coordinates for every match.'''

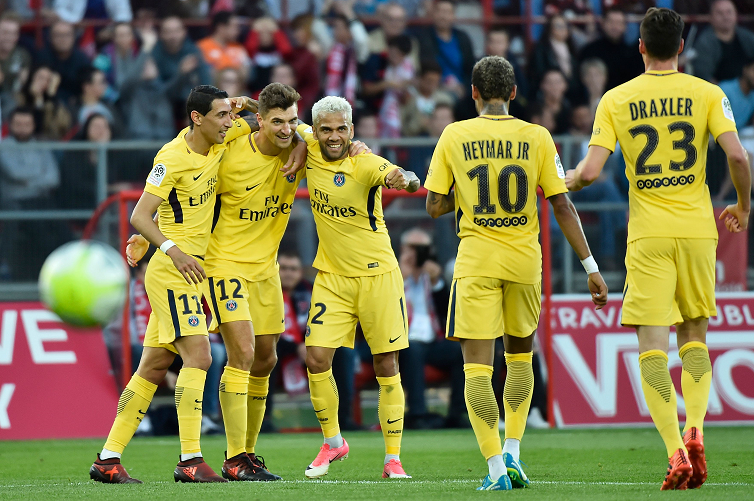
[355,154,397,187]
[424,129,454,195]
[225,118,252,143]
[588,92,618,153]
[297,122,316,146]
[538,129,568,198]
[143,151,179,200]
[707,84,738,139]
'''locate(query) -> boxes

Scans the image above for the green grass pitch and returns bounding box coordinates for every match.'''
[1,427,752,500]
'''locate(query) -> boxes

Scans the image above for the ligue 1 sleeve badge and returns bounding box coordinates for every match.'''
[333,172,346,187]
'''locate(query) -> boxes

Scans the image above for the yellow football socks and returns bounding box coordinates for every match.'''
[679,342,712,434]
[377,374,405,455]
[639,350,685,457]
[246,375,269,454]
[503,352,534,441]
[175,367,206,455]
[219,366,250,458]
[308,368,340,439]
[103,374,157,454]
[464,363,502,459]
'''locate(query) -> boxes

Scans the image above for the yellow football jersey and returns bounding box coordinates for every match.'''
[590,70,737,243]
[302,123,400,277]
[205,132,305,281]
[424,115,567,284]
[143,119,251,256]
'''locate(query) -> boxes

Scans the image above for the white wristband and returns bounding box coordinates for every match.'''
[580,255,599,274]
[159,239,176,254]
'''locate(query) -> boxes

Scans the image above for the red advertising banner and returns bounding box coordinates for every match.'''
[714,207,748,292]
[0,302,120,440]
[548,293,754,427]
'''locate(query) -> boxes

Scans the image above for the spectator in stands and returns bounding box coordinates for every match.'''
[286,14,321,116]
[527,14,577,100]
[533,68,572,135]
[324,13,362,105]
[373,35,415,138]
[244,16,292,93]
[416,0,475,98]
[353,112,382,155]
[52,0,132,23]
[0,107,68,280]
[527,101,556,134]
[408,102,455,179]
[213,67,245,97]
[15,65,72,139]
[402,60,454,137]
[430,102,454,137]
[398,227,465,429]
[692,0,754,84]
[270,63,295,88]
[315,0,369,64]
[719,56,754,129]
[578,8,643,91]
[77,66,116,126]
[353,0,423,17]
[0,14,31,112]
[93,22,142,103]
[198,10,250,77]
[575,58,608,114]
[367,2,419,67]
[151,16,211,114]
[35,20,91,107]
[485,26,528,102]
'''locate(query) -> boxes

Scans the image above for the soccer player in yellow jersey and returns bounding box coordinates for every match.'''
[89,86,256,484]
[567,8,751,491]
[424,56,608,491]
[301,96,420,480]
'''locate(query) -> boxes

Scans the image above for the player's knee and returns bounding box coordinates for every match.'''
[183,351,213,371]
[227,344,255,370]
[305,351,330,374]
[373,352,399,377]
[254,349,277,374]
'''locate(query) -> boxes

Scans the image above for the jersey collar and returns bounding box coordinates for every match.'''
[643,70,679,76]
[479,114,515,121]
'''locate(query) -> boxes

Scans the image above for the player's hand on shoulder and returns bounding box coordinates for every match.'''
[348,140,371,157]
[564,169,581,191]
[719,203,750,233]
[385,168,409,190]
[587,272,608,310]
[228,96,258,115]
[126,234,149,268]
[280,140,307,176]
[166,247,206,284]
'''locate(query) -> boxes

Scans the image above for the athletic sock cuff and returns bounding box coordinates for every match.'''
[639,349,668,363]
[464,363,493,378]
[128,373,158,398]
[307,368,333,382]
[505,352,533,364]
[376,374,401,386]
[247,375,269,396]
[176,367,207,390]
[679,341,708,358]
[220,366,250,393]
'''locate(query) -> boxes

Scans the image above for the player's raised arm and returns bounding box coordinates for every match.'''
[425,189,455,218]
[130,192,206,285]
[549,193,608,308]
[716,131,752,232]
[566,145,611,191]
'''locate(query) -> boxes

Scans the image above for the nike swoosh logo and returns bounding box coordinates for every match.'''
[386,418,403,424]
[195,399,202,403]
[313,408,327,413]
[246,183,261,191]
[306,165,313,170]
[138,409,147,415]
[388,335,402,343]
[193,172,203,181]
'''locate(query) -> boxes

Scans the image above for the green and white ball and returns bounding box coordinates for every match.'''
[39,240,128,327]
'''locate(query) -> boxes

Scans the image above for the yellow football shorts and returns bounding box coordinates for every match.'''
[143,252,209,353]
[446,277,541,340]
[622,237,717,326]
[305,267,409,354]
[206,272,285,335]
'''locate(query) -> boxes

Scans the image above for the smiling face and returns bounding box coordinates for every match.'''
[313,112,353,161]
[259,104,299,150]
[194,97,233,144]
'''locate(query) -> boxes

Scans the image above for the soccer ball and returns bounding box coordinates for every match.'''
[38,240,129,327]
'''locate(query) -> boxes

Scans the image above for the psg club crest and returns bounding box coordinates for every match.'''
[305,325,311,337]
[286,173,296,183]
[226,299,238,311]
[333,172,346,187]
[188,315,200,327]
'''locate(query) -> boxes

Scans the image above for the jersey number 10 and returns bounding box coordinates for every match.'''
[468,164,528,215]
[629,121,697,175]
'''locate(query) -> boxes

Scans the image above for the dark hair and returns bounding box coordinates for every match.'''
[471,55,516,102]
[487,25,509,38]
[258,82,301,117]
[81,113,110,139]
[186,85,228,128]
[434,0,455,8]
[80,65,102,87]
[387,34,412,55]
[278,249,301,261]
[434,102,455,118]
[640,7,684,61]
[9,105,35,121]
[211,10,233,31]
[603,7,625,19]
[329,13,350,27]
[419,60,442,76]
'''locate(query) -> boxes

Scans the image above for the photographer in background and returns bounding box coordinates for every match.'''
[398,227,466,429]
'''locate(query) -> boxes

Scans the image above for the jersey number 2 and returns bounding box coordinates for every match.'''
[467,164,528,215]
[629,121,697,175]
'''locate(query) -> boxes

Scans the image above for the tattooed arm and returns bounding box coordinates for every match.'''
[426,190,454,218]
